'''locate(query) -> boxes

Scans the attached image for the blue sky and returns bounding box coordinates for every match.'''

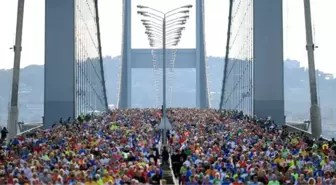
[0,0,336,74]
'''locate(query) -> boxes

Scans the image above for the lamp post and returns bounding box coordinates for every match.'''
[137,5,192,145]
[8,0,25,141]
[303,0,321,139]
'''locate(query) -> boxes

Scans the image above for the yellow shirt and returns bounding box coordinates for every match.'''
[102,176,114,183]
[291,138,298,145]
[274,158,285,164]
[320,160,326,167]
[300,150,307,156]
[205,169,213,176]
[85,181,99,185]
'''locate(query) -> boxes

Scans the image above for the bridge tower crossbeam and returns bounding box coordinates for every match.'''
[118,0,209,108]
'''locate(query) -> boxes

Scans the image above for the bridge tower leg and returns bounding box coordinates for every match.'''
[118,0,132,108]
[195,0,209,108]
[253,0,284,124]
[44,0,76,128]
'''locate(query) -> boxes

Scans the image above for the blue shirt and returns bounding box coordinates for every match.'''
[186,182,198,185]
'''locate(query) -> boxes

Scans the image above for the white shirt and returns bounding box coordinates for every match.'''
[184,160,191,167]
[21,167,32,179]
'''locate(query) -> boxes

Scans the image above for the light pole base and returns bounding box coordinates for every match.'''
[7,106,19,141]
[310,104,322,139]
[159,115,172,145]
[158,116,173,130]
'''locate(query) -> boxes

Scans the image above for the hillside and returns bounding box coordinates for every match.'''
[0,57,335,125]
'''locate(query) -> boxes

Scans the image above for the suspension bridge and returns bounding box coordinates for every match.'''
[4,0,323,140]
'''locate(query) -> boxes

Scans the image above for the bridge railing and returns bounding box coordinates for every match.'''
[16,124,43,137]
[3,123,43,147]
[284,123,330,141]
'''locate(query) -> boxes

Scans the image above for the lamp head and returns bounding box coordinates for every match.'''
[174,19,186,23]
[174,27,185,31]
[179,10,189,14]
[149,39,158,43]
[138,11,150,17]
[146,28,154,32]
[182,5,193,8]
[137,5,148,9]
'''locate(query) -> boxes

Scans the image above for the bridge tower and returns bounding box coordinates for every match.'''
[253,0,284,124]
[118,0,210,108]
[44,0,108,128]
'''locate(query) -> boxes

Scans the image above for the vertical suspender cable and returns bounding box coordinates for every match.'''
[78,0,82,115]
[75,0,106,113]
[151,49,160,108]
[75,1,79,116]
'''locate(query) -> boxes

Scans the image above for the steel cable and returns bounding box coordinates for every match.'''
[75,0,106,116]
[220,0,253,114]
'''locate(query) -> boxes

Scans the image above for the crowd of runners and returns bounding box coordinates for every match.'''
[167,109,335,185]
[0,109,163,185]
[0,108,335,185]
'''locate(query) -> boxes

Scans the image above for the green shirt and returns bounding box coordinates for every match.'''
[180,166,187,174]
[268,180,280,185]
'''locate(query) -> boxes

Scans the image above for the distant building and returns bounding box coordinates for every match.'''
[108,104,115,109]
[284,60,300,69]
[325,73,334,79]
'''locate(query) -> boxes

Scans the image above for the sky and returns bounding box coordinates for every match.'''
[0,0,336,74]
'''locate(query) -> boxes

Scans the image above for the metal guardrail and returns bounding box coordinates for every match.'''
[3,124,43,146]
[285,120,311,131]
[16,125,43,137]
[169,152,179,185]
[284,123,330,141]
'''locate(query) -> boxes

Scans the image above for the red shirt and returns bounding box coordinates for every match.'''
[232,182,243,185]
[238,160,247,168]
[127,170,135,178]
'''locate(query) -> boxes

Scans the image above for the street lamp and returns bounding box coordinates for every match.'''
[8,0,25,141]
[303,0,322,139]
[137,4,192,145]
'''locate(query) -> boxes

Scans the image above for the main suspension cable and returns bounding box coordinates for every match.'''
[219,0,234,110]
